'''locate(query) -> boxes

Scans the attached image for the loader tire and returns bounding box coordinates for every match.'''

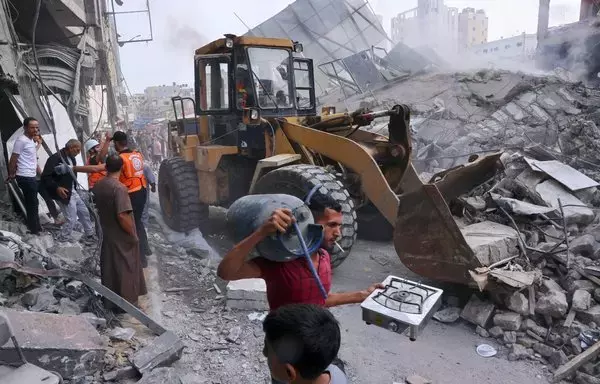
[253,164,357,268]
[158,157,207,232]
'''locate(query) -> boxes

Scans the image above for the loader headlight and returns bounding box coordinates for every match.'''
[225,38,234,48]
[293,42,303,53]
[250,109,259,120]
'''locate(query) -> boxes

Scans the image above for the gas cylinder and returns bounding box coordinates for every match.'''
[226,194,324,262]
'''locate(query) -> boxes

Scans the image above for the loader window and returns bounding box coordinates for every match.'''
[247,48,293,109]
[293,59,314,109]
[197,59,230,111]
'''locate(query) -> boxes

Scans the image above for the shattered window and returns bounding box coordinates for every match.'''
[247,47,293,109]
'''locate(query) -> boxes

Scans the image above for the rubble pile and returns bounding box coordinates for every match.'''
[429,151,600,382]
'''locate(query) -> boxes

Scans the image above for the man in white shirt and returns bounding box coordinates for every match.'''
[8,117,42,235]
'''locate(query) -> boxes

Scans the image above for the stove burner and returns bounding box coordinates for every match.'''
[372,278,437,315]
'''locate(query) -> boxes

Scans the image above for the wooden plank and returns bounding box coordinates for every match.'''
[553,340,600,382]
[528,285,536,316]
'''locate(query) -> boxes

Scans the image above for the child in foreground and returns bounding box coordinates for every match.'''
[263,304,347,384]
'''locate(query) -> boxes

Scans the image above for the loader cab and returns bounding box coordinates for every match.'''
[193,36,316,157]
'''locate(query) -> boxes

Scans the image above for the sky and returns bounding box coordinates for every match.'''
[115,0,581,93]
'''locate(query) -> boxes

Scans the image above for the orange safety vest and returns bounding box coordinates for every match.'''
[119,151,147,193]
[87,157,106,189]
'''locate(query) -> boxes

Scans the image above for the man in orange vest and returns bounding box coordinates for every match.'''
[112,131,151,268]
[84,133,110,189]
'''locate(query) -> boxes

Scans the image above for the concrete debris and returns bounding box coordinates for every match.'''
[226,278,268,311]
[460,295,496,328]
[133,330,185,375]
[108,327,136,341]
[533,342,555,358]
[503,331,517,344]
[137,367,184,384]
[58,297,81,315]
[226,326,242,343]
[578,306,600,325]
[103,366,138,382]
[22,286,57,312]
[433,307,461,323]
[506,292,529,315]
[488,326,504,338]
[573,290,593,312]
[80,312,107,329]
[536,285,569,319]
[536,180,595,226]
[576,372,600,384]
[508,344,530,361]
[0,309,106,379]
[475,326,489,338]
[549,349,569,368]
[461,221,519,266]
[493,312,522,331]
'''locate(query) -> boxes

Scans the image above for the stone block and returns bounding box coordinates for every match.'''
[533,342,555,358]
[573,289,592,312]
[508,344,530,361]
[549,350,568,368]
[460,294,496,328]
[103,366,138,382]
[0,309,105,379]
[569,280,597,294]
[475,326,489,338]
[133,331,184,375]
[137,367,184,384]
[536,180,595,226]
[20,287,57,312]
[536,283,568,319]
[503,331,517,344]
[461,221,518,266]
[577,305,600,325]
[493,312,522,331]
[226,278,266,301]
[506,292,529,315]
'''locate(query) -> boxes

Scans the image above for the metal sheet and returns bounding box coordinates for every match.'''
[524,158,599,191]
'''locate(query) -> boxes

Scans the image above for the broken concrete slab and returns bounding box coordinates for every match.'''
[575,372,600,384]
[549,349,569,368]
[137,367,184,384]
[0,309,105,379]
[109,327,136,341]
[79,312,106,329]
[533,342,555,358]
[573,289,592,312]
[133,330,184,375]
[508,344,530,361]
[460,294,495,328]
[461,221,519,266]
[493,312,522,331]
[536,180,595,226]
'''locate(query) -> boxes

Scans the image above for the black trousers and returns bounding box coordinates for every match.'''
[37,180,59,219]
[130,188,150,267]
[16,176,40,234]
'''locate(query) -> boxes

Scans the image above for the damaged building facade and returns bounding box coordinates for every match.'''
[0,0,127,198]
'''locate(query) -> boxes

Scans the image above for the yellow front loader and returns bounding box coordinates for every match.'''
[158,34,502,284]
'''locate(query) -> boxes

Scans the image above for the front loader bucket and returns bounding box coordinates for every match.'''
[393,153,503,285]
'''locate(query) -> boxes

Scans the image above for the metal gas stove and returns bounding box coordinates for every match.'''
[360,275,443,341]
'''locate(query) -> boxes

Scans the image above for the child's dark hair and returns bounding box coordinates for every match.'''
[263,304,341,380]
[307,191,342,219]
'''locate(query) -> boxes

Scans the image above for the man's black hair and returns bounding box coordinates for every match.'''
[112,131,128,145]
[23,117,38,127]
[307,191,342,219]
[263,304,341,380]
[105,154,123,173]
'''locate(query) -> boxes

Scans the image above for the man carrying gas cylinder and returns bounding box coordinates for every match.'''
[217,191,383,383]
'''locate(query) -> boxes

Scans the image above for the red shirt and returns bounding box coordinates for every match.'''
[254,249,332,311]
